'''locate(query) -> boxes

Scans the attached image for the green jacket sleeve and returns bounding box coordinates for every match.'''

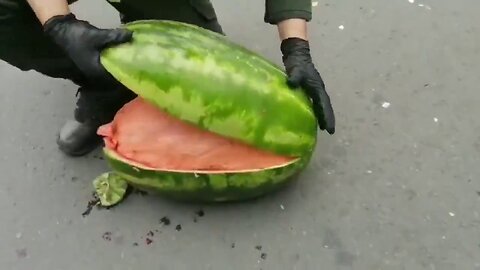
[264,0,312,24]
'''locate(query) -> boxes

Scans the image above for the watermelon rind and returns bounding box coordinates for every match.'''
[102,148,312,202]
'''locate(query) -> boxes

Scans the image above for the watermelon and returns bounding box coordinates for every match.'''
[92,20,318,205]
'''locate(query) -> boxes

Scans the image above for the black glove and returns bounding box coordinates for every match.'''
[43,13,132,89]
[281,37,335,135]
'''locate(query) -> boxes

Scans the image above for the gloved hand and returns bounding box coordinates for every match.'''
[281,37,335,135]
[43,13,132,89]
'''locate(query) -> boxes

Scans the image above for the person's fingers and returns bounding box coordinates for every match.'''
[97,28,133,48]
[286,67,304,89]
[318,90,335,134]
[305,78,335,134]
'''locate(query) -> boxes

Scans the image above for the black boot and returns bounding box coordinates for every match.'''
[57,86,136,156]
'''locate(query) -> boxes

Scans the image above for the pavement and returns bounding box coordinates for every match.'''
[1,0,479,269]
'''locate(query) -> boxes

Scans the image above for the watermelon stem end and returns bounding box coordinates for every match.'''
[93,172,129,207]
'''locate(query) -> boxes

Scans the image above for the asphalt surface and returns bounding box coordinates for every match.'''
[1,0,480,269]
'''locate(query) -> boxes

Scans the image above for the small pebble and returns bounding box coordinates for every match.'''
[338,25,345,30]
[434,117,439,123]
[160,217,171,225]
[16,248,27,259]
[195,210,205,217]
[408,0,414,3]
[16,232,22,239]
[175,224,182,231]
[449,212,455,217]
[280,204,285,210]
[102,232,112,241]
[382,102,391,108]
[312,1,318,7]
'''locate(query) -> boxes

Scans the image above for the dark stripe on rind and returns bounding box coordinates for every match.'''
[119,27,283,89]
[100,20,317,157]
[124,20,287,75]
[103,148,311,202]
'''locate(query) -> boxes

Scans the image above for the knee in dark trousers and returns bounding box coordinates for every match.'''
[106,0,224,34]
[0,0,87,85]
[0,0,135,122]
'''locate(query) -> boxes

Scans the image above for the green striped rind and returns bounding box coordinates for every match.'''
[100,20,318,158]
[103,148,311,202]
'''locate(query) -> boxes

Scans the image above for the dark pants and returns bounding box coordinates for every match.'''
[0,0,223,120]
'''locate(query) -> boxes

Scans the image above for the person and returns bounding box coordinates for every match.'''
[0,0,335,157]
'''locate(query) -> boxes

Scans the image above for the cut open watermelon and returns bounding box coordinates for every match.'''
[91,20,319,204]
[97,97,297,174]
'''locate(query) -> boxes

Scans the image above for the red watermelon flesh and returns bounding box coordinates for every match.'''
[97,98,295,173]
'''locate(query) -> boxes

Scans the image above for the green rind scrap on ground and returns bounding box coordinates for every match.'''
[93,172,128,206]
